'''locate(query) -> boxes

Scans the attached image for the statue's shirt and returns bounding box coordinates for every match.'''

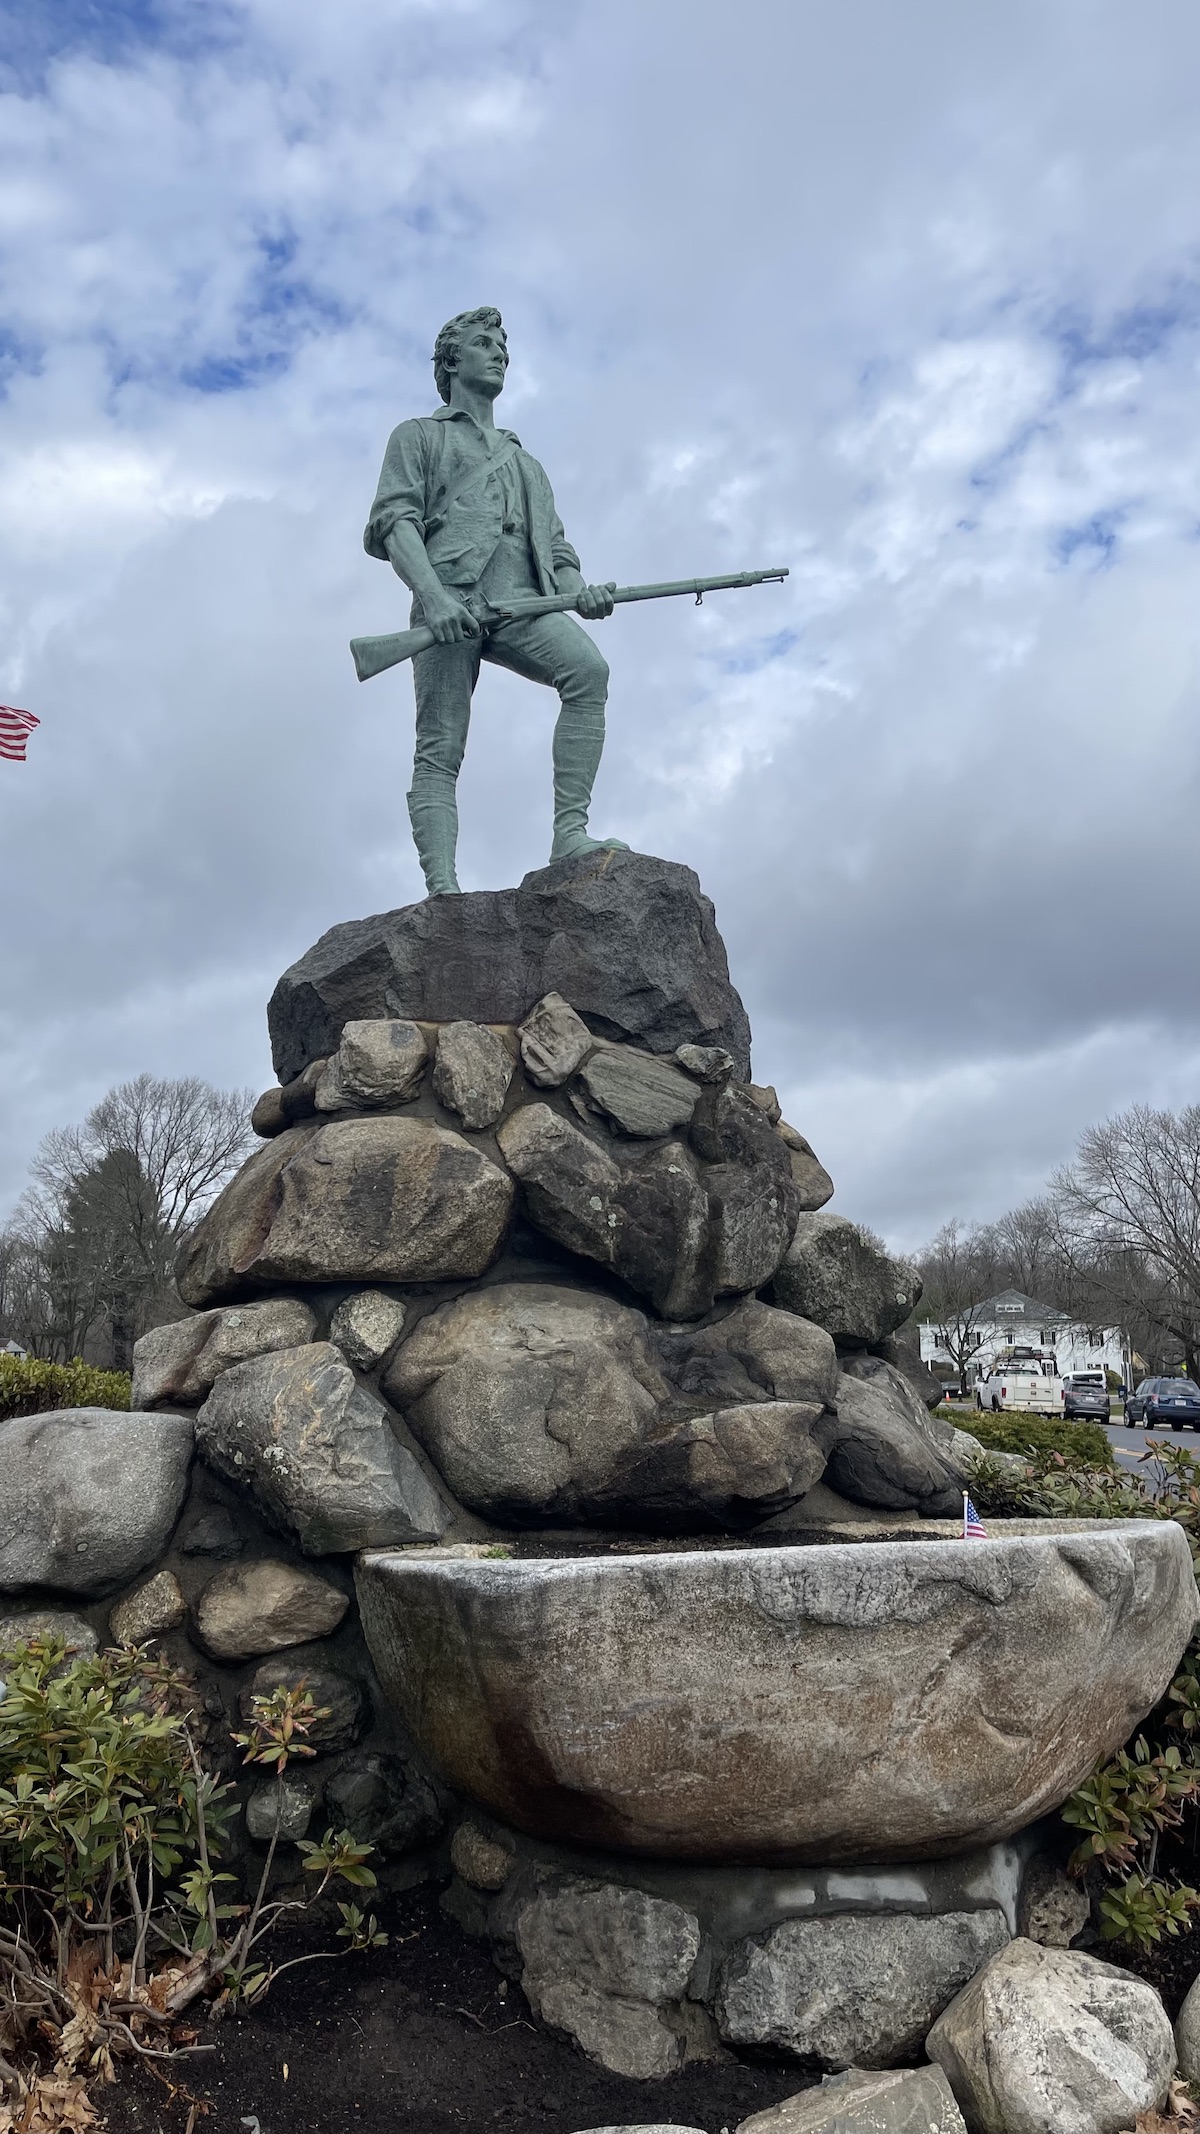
[363,406,581,594]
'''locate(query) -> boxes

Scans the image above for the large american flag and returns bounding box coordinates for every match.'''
[962,1493,987,1539]
[0,707,39,762]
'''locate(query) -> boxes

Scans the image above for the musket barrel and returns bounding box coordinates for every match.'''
[609,567,789,605]
[349,566,789,681]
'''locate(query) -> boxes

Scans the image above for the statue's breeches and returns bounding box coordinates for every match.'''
[410,610,609,777]
[406,611,611,893]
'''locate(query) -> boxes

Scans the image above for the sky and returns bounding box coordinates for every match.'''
[1,0,1198,1252]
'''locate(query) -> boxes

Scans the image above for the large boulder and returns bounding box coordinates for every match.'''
[267,851,752,1084]
[497,1093,798,1320]
[826,1357,964,1516]
[356,1521,1197,1864]
[716,1909,1009,2067]
[197,1342,450,1551]
[874,1323,950,1412]
[314,1018,429,1110]
[655,1297,839,1409]
[772,1214,920,1349]
[176,1116,514,1306]
[519,991,596,1087]
[775,1122,835,1213]
[736,2066,967,2133]
[497,1105,713,1319]
[432,1021,515,1130]
[691,1084,803,1298]
[0,1609,98,1661]
[575,1049,700,1138]
[132,1298,318,1408]
[927,1938,1175,2134]
[192,1558,349,1660]
[0,1409,193,1598]
[514,1875,702,2079]
[383,1284,831,1530]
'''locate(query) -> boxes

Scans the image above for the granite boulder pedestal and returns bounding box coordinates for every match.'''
[4,851,1192,2112]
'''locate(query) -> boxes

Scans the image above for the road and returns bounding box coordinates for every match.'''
[1105,1416,1200,1477]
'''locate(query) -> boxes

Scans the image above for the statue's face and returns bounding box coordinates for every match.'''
[452,321,509,399]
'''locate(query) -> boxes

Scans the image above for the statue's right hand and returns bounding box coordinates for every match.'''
[422,588,481,643]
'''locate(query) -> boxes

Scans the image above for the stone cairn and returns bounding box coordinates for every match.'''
[2,852,1194,2115]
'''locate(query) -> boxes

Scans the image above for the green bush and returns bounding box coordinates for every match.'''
[0,1352,130,1422]
[967,1408,1114,1470]
[0,1636,384,2107]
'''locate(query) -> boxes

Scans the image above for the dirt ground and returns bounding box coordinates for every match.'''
[101,1885,814,2134]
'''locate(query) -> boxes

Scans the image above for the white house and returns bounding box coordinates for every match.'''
[918,1289,1132,1385]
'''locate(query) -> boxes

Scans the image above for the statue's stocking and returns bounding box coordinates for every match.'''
[406,771,461,896]
[550,700,629,861]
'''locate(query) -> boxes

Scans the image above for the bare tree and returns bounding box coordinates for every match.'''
[915,1220,1001,1395]
[991,1197,1066,1304]
[7,1074,254,1368]
[1052,1103,1200,1381]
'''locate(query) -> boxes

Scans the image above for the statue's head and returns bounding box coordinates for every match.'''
[433,307,508,403]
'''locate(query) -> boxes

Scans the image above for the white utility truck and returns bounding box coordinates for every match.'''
[974,1348,1063,1415]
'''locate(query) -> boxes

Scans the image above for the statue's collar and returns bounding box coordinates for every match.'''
[430,405,522,446]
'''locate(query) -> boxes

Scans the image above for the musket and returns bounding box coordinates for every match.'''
[349,566,790,683]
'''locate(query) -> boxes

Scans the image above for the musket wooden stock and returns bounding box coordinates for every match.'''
[350,567,790,683]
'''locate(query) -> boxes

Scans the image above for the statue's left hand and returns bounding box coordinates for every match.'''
[576,581,616,620]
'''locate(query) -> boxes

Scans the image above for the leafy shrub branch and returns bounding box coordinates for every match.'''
[0,1637,386,2116]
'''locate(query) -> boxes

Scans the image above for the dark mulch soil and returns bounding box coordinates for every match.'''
[1116,1923,1200,2019]
[1082,1839,1200,2019]
[102,1886,812,2134]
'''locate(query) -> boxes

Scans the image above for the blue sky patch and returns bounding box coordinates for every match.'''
[1053,283,1200,373]
[1052,509,1126,568]
[716,628,799,675]
[179,351,289,395]
[0,326,44,397]
[0,0,239,90]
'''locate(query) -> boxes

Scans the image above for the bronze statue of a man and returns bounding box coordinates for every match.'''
[364,306,628,896]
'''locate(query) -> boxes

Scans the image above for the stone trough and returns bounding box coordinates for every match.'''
[357,1521,1198,1866]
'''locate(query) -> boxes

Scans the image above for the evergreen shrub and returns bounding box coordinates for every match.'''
[0,1352,131,1422]
[967,1408,1113,1470]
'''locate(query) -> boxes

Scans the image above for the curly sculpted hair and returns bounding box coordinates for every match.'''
[432,307,505,402]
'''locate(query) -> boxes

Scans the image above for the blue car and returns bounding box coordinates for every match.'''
[1124,1377,1200,1430]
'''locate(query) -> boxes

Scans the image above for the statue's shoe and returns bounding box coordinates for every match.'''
[549,833,631,861]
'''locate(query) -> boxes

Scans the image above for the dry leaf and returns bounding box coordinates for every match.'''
[1122,2078,1200,2132]
[54,2005,99,2072]
[0,2073,100,2133]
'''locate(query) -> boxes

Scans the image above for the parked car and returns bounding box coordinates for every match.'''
[1061,1372,1112,1421]
[1124,1377,1200,1430]
[974,1351,1063,1415]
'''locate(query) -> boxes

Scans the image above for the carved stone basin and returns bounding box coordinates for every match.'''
[356,1524,1197,1865]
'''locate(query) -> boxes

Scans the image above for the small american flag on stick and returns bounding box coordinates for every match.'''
[962,1492,987,1539]
[0,707,39,762]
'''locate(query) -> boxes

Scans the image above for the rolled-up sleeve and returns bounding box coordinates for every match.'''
[363,420,430,561]
[549,501,580,577]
